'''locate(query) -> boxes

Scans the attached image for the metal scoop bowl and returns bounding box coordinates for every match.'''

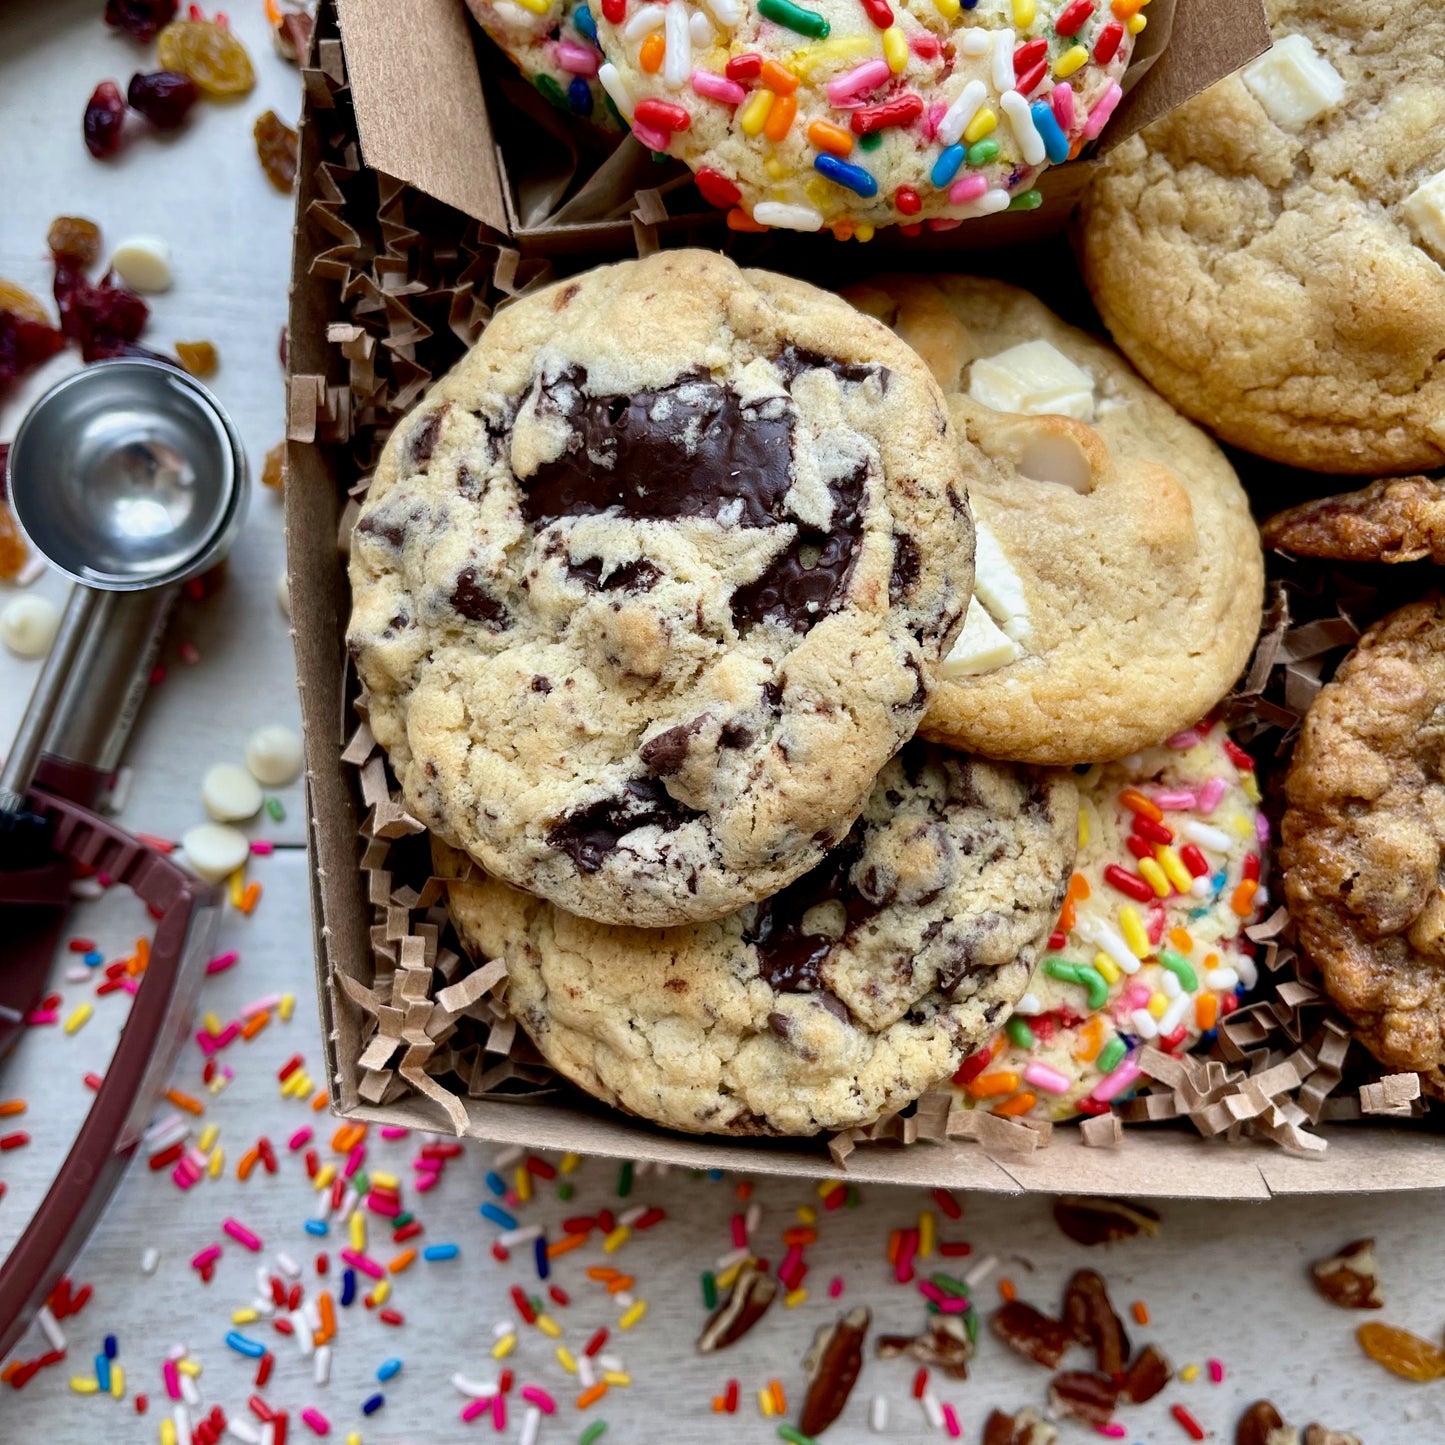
[1,358,247,821]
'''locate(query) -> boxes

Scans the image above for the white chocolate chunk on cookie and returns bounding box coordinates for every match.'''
[1402,170,1445,262]
[968,340,1095,422]
[1240,34,1345,130]
[972,518,1031,644]
[941,598,1020,678]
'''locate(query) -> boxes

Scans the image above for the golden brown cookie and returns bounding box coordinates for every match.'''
[1262,477,1445,564]
[1282,597,1445,1094]
[440,742,1076,1137]
[348,252,977,929]
[1080,0,1445,474]
[846,273,1264,764]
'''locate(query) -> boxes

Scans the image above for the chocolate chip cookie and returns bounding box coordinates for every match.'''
[1080,0,1445,473]
[1283,597,1445,1095]
[846,274,1263,764]
[440,742,1076,1136]
[348,252,977,928]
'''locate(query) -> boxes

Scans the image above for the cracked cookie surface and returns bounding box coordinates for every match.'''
[847,274,1263,764]
[1079,0,1445,474]
[1283,597,1445,1095]
[348,251,976,927]
[440,742,1077,1136]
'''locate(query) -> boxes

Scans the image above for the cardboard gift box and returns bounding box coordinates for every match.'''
[285,0,1445,1195]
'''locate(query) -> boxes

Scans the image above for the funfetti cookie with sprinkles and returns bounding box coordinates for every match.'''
[953,720,1267,1124]
[593,0,1138,234]
[467,0,624,131]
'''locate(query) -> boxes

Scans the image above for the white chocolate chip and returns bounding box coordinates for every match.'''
[940,597,1019,678]
[1401,169,1445,262]
[181,822,250,883]
[245,724,303,787]
[972,518,1031,642]
[110,236,174,294]
[1240,33,1345,130]
[751,202,823,231]
[968,340,1096,422]
[202,763,263,822]
[0,595,60,658]
[1018,431,1094,492]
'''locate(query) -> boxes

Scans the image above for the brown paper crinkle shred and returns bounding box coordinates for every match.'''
[303,17,558,1129]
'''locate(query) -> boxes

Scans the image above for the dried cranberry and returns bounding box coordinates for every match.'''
[84,81,128,159]
[53,261,149,363]
[127,70,198,130]
[103,0,178,42]
[0,309,65,393]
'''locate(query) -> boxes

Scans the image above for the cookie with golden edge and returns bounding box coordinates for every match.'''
[1080,0,1445,473]
[846,273,1264,765]
[439,741,1076,1136]
[348,252,978,928]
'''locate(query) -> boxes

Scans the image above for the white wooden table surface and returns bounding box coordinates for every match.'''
[1,5,1443,1443]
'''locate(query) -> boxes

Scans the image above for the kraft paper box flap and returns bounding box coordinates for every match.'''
[1103,0,1271,146]
[335,0,1269,235]
[336,0,508,234]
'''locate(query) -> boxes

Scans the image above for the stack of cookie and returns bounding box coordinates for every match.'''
[347,249,1271,1137]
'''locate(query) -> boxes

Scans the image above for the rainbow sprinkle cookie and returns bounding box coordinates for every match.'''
[594,0,1137,234]
[467,0,625,131]
[954,720,1266,1123]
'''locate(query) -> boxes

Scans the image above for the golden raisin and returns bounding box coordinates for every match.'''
[156,19,256,98]
[175,340,218,377]
[261,442,284,490]
[0,501,31,583]
[46,216,102,267]
[0,280,52,327]
[253,110,298,192]
[1357,1322,1445,1382]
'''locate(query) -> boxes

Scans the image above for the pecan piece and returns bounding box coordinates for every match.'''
[1236,1400,1297,1445]
[1310,1238,1384,1310]
[876,1315,974,1379]
[982,1407,1060,1445]
[1261,477,1445,564]
[1120,1342,1172,1404]
[1061,1269,1130,1374]
[696,1262,777,1353]
[1048,1369,1119,1425]
[990,1300,1073,1368]
[1052,1196,1160,1247]
[799,1305,869,1437]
